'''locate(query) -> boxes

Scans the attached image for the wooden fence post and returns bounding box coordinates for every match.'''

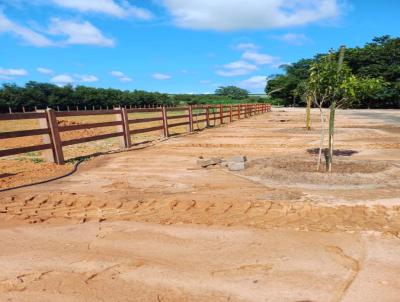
[238,105,241,119]
[161,106,169,138]
[188,105,194,132]
[46,108,64,165]
[37,109,53,163]
[121,108,131,148]
[114,107,126,149]
[206,106,210,127]
[219,104,223,124]
[229,105,233,122]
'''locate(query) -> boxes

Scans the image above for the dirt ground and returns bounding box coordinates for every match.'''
[0,108,400,301]
[0,111,194,189]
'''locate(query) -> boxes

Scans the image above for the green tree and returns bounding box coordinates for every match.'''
[215,86,249,99]
[266,36,400,109]
[265,59,313,106]
[307,47,357,171]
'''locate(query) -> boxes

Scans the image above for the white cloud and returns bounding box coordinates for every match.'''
[50,0,152,20]
[0,68,28,76]
[152,73,171,80]
[235,43,259,50]
[119,76,132,82]
[110,70,132,82]
[0,67,27,81]
[239,75,268,89]
[242,51,284,68]
[37,67,54,74]
[160,0,340,31]
[49,73,99,85]
[0,75,13,80]
[273,33,311,45]
[242,51,280,66]
[50,74,74,85]
[0,11,53,47]
[111,71,125,77]
[75,74,99,82]
[216,60,258,77]
[49,19,115,47]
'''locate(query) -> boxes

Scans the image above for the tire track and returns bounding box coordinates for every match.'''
[1,192,400,236]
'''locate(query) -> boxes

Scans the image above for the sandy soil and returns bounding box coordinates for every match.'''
[0,108,400,301]
[0,111,192,188]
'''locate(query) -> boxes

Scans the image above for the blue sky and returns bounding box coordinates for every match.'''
[0,0,399,93]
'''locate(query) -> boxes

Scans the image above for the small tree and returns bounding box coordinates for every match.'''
[307,47,356,171]
[293,80,312,130]
[215,86,249,99]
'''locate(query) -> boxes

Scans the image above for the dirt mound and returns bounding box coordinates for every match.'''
[307,148,358,158]
[242,157,399,187]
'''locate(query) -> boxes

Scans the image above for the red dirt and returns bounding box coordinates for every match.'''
[0,108,400,301]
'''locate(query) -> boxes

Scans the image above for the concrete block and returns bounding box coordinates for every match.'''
[226,155,247,163]
[228,162,245,171]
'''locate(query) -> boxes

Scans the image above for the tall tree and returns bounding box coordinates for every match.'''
[266,36,400,109]
[215,86,249,99]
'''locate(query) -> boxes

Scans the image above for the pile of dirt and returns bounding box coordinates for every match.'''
[242,156,400,188]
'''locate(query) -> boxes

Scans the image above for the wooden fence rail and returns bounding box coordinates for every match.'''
[0,103,271,164]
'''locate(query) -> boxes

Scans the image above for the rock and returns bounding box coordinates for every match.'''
[228,162,245,171]
[226,155,247,163]
[197,157,222,168]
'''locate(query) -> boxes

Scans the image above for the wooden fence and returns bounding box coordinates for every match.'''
[0,103,271,165]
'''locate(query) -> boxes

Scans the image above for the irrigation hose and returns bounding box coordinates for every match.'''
[0,106,252,193]
[0,159,84,193]
[0,140,160,194]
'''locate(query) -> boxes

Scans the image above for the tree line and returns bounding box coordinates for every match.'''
[266,35,400,108]
[0,83,263,113]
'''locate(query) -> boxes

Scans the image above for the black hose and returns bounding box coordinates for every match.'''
[0,141,160,193]
[0,109,229,194]
[0,159,85,193]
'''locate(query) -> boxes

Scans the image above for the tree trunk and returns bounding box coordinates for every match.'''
[317,106,325,172]
[327,101,336,172]
[306,95,312,131]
